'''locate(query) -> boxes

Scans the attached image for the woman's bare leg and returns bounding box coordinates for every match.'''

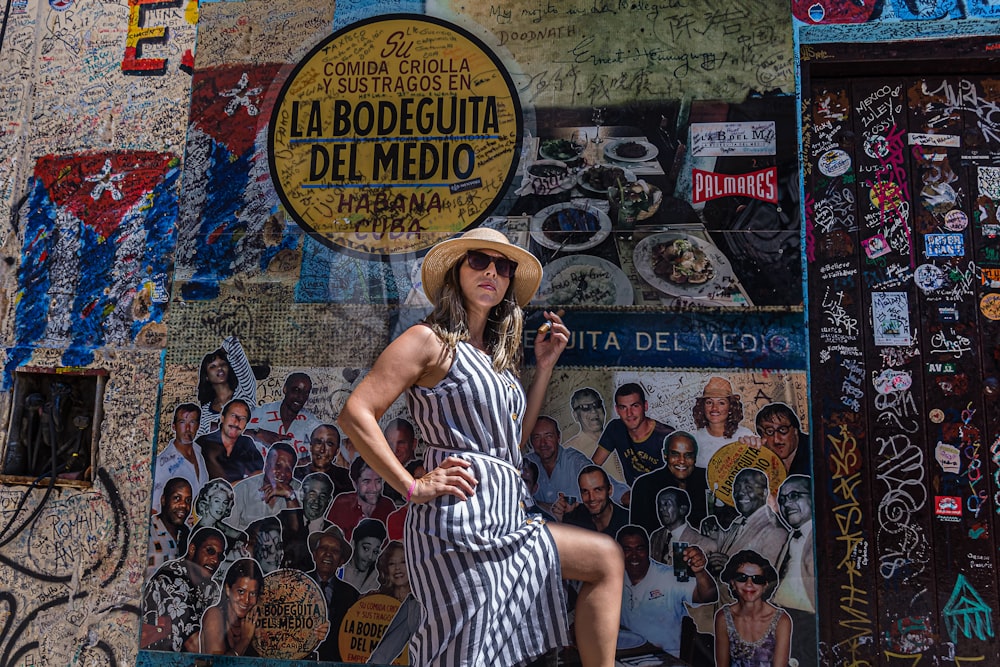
[548,522,624,667]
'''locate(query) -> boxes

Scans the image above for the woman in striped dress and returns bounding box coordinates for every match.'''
[339,227,623,667]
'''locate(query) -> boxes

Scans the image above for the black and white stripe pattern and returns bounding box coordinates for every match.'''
[407,341,524,467]
[405,342,570,666]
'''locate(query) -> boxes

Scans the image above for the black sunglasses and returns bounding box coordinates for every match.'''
[465,249,517,279]
[733,572,768,585]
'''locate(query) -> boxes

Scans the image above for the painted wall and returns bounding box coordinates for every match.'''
[5,0,991,665]
[0,0,194,661]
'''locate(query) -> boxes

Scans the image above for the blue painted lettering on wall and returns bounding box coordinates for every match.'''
[523,311,806,369]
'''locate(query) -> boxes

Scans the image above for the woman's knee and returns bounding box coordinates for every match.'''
[550,524,622,581]
[594,534,624,580]
[574,532,624,583]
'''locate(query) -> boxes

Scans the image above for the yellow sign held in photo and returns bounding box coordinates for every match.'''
[339,593,405,663]
[706,441,786,507]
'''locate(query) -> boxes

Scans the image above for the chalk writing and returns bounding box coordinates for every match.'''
[827,422,875,663]
[930,328,973,358]
[822,287,859,339]
[875,434,929,584]
[923,78,1000,146]
[841,359,865,413]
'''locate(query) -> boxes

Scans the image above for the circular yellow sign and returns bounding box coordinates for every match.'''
[338,593,403,663]
[252,569,330,659]
[269,14,522,256]
[705,441,786,507]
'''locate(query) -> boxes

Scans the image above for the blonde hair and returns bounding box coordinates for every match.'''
[424,262,524,375]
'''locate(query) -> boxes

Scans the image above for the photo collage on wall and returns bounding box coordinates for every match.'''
[140,2,811,664]
[143,337,418,662]
[141,330,813,665]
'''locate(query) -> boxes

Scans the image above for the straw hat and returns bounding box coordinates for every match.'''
[702,377,735,398]
[420,227,543,307]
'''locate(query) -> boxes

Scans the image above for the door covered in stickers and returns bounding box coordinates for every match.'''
[805,48,1000,667]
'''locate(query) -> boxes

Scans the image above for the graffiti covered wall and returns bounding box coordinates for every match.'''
[798,4,1000,667]
[0,0,194,660]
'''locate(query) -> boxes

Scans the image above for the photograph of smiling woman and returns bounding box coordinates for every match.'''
[200,558,265,657]
[714,549,791,667]
[692,377,754,469]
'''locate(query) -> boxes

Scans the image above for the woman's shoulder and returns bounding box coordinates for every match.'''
[406,321,440,339]
[400,325,453,373]
[759,602,787,624]
[380,324,445,360]
[393,323,442,348]
[772,604,792,625]
[716,602,737,618]
[203,603,224,620]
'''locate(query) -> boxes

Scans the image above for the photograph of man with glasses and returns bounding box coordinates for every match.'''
[562,387,607,459]
[773,474,816,666]
[739,402,810,477]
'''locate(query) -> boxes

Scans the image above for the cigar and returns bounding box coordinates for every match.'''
[537,309,566,335]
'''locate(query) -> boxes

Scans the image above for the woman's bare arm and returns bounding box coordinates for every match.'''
[520,311,569,447]
[773,608,792,667]
[714,608,731,667]
[200,606,226,655]
[338,325,476,503]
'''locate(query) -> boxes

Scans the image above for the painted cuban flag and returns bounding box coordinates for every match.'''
[176,63,296,301]
[11,151,179,369]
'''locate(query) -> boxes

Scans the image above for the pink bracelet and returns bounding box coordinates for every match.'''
[406,480,417,503]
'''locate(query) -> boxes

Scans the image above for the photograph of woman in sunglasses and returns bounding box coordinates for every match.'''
[714,549,791,667]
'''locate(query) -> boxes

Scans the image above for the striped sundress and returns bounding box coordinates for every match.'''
[404,339,570,666]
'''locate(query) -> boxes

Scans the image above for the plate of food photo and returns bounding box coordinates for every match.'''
[632,232,736,298]
[533,254,634,307]
[604,139,659,163]
[576,164,636,194]
[539,137,586,163]
[520,159,575,195]
[530,200,612,252]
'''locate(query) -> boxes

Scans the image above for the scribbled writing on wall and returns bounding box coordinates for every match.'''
[825,422,877,665]
[175,64,292,301]
[121,0,185,75]
[861,123,914,269]
[0,469,137,667]
[437,0,794,105]
[875,434,930,584]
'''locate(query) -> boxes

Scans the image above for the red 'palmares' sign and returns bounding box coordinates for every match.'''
[691,167,778,204]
